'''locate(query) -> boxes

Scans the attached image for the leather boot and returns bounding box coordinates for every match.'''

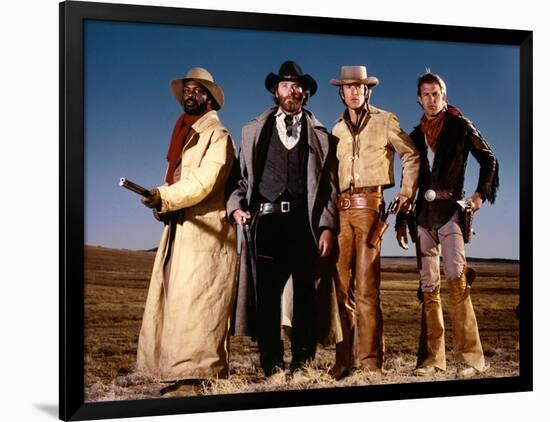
[448,270,486,372]
[329,306,357,380]
[416,285,446,372]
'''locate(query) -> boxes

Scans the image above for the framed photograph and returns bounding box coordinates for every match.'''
[60,0,532,420]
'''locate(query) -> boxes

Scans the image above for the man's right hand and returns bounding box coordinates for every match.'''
[396,225,409,250]
[232,209,251,228]
[141,188,161,210]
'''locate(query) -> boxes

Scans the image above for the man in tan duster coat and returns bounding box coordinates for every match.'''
[137,67,238,396]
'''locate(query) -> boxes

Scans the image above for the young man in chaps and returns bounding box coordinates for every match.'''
[396,71,499,378]
[328,66,420,379]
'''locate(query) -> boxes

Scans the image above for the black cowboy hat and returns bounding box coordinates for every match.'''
[265,60,318,96]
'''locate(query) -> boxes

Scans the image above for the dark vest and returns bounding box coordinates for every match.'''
[257,114,308,203]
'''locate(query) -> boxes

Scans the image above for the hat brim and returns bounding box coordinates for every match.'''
[170,77,224,110]
[330,76,379,87]
[265,73,318,97]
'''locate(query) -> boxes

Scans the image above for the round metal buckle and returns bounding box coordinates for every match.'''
[424,189,436,202]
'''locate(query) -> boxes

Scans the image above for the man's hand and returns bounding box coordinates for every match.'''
[141,188,161,210]
[318,229,333,257]
[396,225,409,250]
[394,195,411,214]
[466,192,483,213]
[232,209,251,228]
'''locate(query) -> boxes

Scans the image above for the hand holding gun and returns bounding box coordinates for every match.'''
[395,203,416,250]
[119,177,161,210]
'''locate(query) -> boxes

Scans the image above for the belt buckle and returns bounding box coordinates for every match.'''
[424,189,436,202]
[281,201,290,213]
[259,203,266,212]
[341,198,351,210]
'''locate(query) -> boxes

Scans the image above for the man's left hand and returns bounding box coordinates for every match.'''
[396,226,409,250]
[141,188,162,210]
[318,229,333,258]
[466,192,483,213]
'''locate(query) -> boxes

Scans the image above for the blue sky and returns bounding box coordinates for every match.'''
[84,20,519,259]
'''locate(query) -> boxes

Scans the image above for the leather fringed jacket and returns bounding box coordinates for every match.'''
[408,110,499,230]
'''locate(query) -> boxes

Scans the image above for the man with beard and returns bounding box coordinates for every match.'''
[137,67,239,396]
[227,61,340,377]
[328,66,419,380]
[396,71,498,378]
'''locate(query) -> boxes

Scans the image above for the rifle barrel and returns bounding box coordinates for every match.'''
[119,177,151,197]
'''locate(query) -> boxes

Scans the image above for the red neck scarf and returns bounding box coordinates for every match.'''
[165,112,203,184]
[420,105,461,152]
[420,110,445,152]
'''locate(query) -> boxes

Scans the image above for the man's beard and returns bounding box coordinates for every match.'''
[278,94,304,114]
[183,98,208,115]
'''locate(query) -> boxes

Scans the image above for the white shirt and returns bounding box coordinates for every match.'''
[424,134,435,171]
[275,108,302,150]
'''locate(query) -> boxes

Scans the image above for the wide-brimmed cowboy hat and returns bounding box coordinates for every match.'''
[265,60,318,96]
[330,66,379,87]
[170,67,224,110]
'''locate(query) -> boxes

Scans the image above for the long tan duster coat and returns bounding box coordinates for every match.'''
[137,110,238,381]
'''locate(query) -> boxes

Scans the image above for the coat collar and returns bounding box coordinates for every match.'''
[334,103,381,124]
[249,106,329,177]
[190,110,220,133]
[413,108,461,131]
[251,106,327,130]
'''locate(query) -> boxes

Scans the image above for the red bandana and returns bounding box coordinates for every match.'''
[420,105,462,152]
[165,113,202,184]
[420,111,445,152]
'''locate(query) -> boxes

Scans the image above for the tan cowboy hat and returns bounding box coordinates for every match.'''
[170,67,224,110]
[330,66,379,87]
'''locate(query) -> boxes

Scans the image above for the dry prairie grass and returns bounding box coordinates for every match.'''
[84,246,520,402]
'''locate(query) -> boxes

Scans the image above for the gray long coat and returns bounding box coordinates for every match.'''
[226,106,342,346]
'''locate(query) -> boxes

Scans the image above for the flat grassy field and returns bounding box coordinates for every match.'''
[84,246,520,401]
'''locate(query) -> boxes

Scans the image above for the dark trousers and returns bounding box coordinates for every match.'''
[254,207,319,374]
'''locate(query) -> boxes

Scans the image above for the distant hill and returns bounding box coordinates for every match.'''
[89,245,519,264]
[381,256,519,264]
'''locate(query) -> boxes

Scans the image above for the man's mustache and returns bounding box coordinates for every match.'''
[283,94,303,101]
[282,94,302,102]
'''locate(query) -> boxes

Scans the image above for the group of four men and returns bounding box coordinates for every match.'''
[135,60,499,396]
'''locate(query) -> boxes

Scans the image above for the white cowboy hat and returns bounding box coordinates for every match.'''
[330,65,379,87]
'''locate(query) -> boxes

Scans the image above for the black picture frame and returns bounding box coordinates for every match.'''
[60,1,533,420]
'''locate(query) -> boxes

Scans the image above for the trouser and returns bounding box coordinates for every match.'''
[416,212,485,371]
[254,207,319,374]
[334,192,384,371]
